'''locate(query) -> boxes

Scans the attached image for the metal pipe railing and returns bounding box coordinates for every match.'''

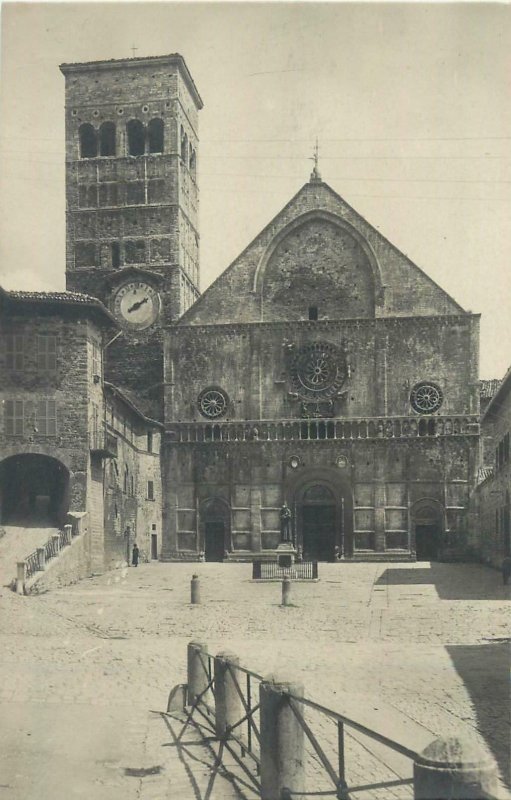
[166,641,500,800]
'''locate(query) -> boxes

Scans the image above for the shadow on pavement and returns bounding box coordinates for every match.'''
[376,563,510,599]
[446,643,511,790]
[160,712,258,800]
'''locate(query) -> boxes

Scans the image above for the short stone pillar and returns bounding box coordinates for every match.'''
[16,562,26,595]
[191,574,201,604]
[282,576,292,606]
[63,524,72,546]
[260,674,305,800]
[413,736,499,799]
[37,547,46,571]
[187,640,209,707]
[52,533,60,555]
[214,651,242,740]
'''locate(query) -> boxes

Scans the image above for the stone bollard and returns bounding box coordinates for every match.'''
[187,641,209,707]
[413,736,499,799]
[191,574,201,604]
[214,651,243,740]
[37,547,46,571]
[16,562,26,595]
[52,533,60,555]
[282,576,292,606]
[260,674,305,800]
[63,524,72,546]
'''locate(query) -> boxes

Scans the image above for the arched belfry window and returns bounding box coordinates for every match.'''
[148,118,164,154]
[99,122,116,156]
[180,127,188,163]
[79,123,97,158]
[127,119,145,156]
[189,148,197,177]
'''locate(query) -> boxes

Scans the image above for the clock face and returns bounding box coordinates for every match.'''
[113,281,161,330]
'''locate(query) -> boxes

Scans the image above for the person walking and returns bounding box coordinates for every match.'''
[132,543,139,568]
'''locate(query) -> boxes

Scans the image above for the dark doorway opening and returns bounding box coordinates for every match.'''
[0,454,69,526]
[200,498,230,562]
[415,524,439,561]
[299,484,338,561]
[205,522,225,562]
[302,504,336,561]
[412,500,443,562]
[151,533,158,560]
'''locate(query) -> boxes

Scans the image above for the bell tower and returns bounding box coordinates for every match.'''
[60,54,202,417]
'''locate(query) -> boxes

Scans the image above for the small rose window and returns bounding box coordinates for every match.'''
[410,382,443,414]
[198,387,229,419]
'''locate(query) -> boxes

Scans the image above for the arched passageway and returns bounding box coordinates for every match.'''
[0,454,69,526]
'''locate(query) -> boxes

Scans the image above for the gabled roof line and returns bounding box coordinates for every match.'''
[481,366,511,422]
[0,286,117,326]
[178,178,467,325]
[319,181,466,314]
[104,382,164,428]
[176,182,310,324]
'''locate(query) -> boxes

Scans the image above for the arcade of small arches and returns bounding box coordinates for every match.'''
[78,119,197,174]
[79,118,164,158]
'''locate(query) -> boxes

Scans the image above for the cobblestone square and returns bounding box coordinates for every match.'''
[0,561,510,798]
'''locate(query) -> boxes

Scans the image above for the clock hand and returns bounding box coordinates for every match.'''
[127,297,149,313]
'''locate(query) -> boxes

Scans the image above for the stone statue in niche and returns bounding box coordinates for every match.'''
[280,503,292,543]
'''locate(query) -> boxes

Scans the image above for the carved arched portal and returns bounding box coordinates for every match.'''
[290,471,353,561]
[411,499,444,561]
[199,498,231,562]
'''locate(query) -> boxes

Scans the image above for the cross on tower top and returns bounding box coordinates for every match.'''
[309,137,322,183]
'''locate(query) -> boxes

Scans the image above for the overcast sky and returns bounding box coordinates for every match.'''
[0,2,510,378]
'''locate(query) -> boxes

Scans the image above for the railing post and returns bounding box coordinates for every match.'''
[282,576,292,606]
[191,573,201,604]
[260,674,305,800]
[16,561,26,595]
[214,651,242,740]
[63,524,72,546]
[187,641,209,707]
[253,560,261,579]
[37,547,46,571]
[51,532,60,555]
[413,736,499,799]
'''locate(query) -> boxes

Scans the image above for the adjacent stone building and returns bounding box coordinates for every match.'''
[0,288,115,569]
[0,287,163,569]
[162,171,480,562]
[474,368,511,568]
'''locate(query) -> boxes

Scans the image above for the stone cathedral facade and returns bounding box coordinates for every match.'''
[163,174,480,563]
[0,53,482,567]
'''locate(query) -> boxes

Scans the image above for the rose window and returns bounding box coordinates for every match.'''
[198,387,229,419]
[410,382,443,414]
[290,342,346,400]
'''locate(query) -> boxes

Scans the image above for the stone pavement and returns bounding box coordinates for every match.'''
[0,561,509,799]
